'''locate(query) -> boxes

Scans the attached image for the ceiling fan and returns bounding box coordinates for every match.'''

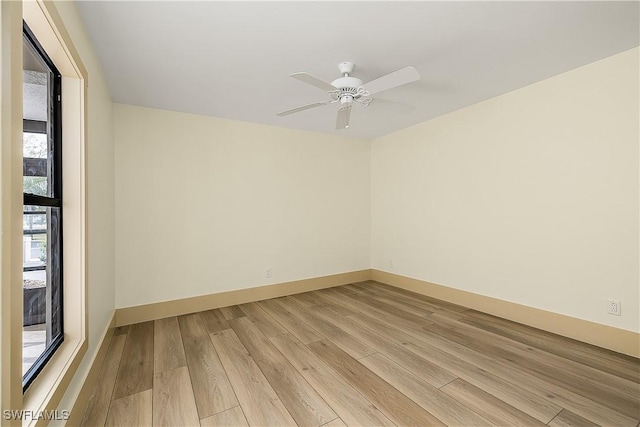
[277,62,421,130]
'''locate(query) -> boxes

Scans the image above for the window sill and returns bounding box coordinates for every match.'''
[22,337,87,426]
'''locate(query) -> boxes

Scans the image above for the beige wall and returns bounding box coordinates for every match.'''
[52,1,115,414]
[371,48,639,332]
[114,104,370,308]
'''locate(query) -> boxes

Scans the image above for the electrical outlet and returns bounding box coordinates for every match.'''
[607,299,621,316]
[265,268,272,279]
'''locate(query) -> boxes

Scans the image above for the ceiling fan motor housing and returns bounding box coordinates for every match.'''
[331,76,367,103]
[332,62,367,101]
[331,76,364,90]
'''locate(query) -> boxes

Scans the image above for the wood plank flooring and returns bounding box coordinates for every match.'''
[81,281,640,426]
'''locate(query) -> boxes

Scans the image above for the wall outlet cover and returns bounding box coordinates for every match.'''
[607,299,621,316]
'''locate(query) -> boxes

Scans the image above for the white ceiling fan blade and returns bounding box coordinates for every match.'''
[365,66,421,95]
[291,72,336,91]
[336,106,351,130]
[277,101,328,116]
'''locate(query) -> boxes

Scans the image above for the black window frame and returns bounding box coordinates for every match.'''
[22,22,64,392]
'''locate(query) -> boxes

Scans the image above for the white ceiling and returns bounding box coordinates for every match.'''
[77,1,639,140]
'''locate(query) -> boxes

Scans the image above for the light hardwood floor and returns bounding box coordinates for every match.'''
[80,281,640,427]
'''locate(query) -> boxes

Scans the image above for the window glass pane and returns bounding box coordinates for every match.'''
[23,176,48,197]
[23,132,47,158]
[22,206,62,376]
[23,70,48,122]
[23,208,47,271]
[22,206,48,375]
[23,44,53,198]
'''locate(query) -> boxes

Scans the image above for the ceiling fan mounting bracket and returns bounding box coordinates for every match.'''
[338,62,355,75]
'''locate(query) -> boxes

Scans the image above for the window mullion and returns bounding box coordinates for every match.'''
[23,194,60,207]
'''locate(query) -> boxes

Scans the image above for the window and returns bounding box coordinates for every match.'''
[22,22,63,391]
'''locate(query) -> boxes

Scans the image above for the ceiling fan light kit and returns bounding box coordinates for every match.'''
[277,62,421,130]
